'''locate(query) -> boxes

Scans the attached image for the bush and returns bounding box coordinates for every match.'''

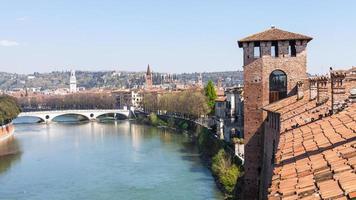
[197,129,221,158]
[148,113,167,126]
[149,112,159,126]
[167,117,175,128]
[219,164,240,194]
[212,149,241,194]
[178,121,189,130]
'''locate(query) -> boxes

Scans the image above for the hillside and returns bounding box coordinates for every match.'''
[0,70,244,90]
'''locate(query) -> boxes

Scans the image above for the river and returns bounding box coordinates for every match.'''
[0,118,223,200]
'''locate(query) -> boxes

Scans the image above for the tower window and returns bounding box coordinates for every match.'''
[271,42,279,57]
[253,42,261,58]
[289,41,297,57]
[269,70,287,103]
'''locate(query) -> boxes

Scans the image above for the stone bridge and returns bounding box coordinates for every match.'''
[17,109,130,123]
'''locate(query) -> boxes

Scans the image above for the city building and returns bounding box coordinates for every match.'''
[215,96,227,119]
[112,89,143,110]
[214,86,244,159]
[69,70,77,93]
[225,86,244,127]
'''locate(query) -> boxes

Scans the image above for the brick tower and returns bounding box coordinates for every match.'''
[238,27,312,199]
[145,64,153,89]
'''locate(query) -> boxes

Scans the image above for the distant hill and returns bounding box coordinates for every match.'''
[0,70,244,90]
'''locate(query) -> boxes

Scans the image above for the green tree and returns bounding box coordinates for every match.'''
[0,95,21,125]
[204,80,217,113]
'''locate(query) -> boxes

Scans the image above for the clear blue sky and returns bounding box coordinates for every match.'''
[0,0,355,75]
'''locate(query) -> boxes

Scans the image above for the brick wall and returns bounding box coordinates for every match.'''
[243,58,264,199]
[242,40,309,199]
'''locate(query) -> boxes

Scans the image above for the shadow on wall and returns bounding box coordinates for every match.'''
[235,120,277,200]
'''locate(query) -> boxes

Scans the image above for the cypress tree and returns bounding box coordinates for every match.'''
[204,80,217,114]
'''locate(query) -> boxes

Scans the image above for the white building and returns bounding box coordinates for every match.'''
[112,89,143,110]
[69,70,77,93]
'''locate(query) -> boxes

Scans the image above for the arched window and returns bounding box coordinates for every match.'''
[269,70,287,103]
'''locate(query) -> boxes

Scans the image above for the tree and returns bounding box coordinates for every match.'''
[204,80,217,113]
[144,90,210,119]
[0,95,21,125]
[16,93,116,111]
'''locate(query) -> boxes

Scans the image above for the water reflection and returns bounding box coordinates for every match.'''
[0,121,223,200]
[0,136,22,174]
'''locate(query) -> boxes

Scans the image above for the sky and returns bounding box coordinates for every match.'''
[0,0,355,75]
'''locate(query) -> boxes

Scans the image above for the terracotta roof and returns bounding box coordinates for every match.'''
[215,96,227,102]
[216,88,224,97]
[268,103,356,199]
[346,67,356,80]
[263,92,333,131]
[238,27,313,47]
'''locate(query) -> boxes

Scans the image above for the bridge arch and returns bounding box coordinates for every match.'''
[96,112,128,120]
[51,113,90,122]
[114,113,129,120]
[14,116,45,123]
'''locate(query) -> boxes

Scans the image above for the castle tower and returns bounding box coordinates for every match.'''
[69,70,77,93]
[238,27,312,199]
[145,64,153,89]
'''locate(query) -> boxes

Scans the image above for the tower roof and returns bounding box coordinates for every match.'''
[146,64,151,75]
[238,27,312,47]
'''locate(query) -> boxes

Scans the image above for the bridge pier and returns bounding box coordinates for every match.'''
[44,115,51,123]
[89,113,95,121]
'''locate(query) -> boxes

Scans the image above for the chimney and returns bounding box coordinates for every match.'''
[349,88,356,103]
[297,81,304,100]
[309,78,317,100]
[316,76,329,105]
[330,70,347,112]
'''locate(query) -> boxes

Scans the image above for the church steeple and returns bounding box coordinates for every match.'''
[146,64,151,76]
[69,69,77,93]
[145,64,153,89]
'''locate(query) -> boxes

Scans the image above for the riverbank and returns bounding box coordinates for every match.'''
[135,112,243,199]
[0,123,15,142]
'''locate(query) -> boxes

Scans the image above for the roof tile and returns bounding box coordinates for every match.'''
[238,27,312,47]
